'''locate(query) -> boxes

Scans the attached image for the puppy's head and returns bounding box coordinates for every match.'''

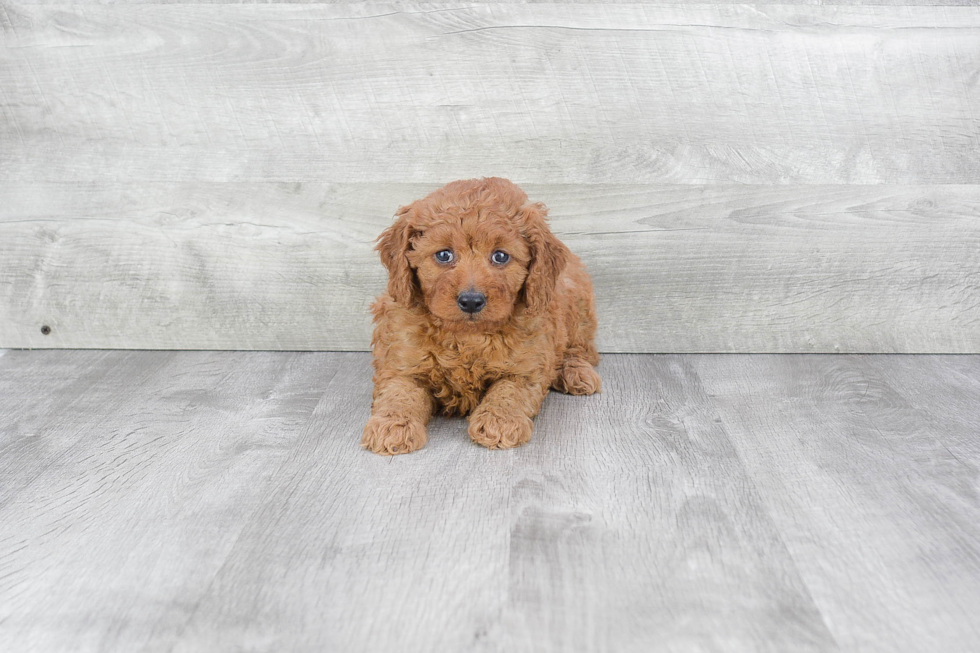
[376,177,569,329]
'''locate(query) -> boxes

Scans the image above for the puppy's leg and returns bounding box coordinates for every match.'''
[468,378,546,450]
[553,350,602,395]
[362,376,434,455]
[551,267,602,395]
[555,278,601,394]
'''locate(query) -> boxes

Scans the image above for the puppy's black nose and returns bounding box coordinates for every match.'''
[457,291,486,314]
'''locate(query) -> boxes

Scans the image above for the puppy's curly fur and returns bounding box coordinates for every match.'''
[363,177,600,455]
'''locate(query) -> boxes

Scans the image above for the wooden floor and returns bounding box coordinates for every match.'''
[1,351,978,652]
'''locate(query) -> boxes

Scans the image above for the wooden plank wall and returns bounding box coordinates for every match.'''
[2,1,978,352]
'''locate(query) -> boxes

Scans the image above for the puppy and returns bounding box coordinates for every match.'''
[362,177,600,455]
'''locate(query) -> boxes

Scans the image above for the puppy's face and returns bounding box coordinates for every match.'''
[407,215,531,327]
[377,178,569,329]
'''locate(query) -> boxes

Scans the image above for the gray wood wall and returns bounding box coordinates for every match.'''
[2,1,978,352]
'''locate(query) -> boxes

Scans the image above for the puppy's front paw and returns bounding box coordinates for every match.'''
[468,410,533,450]
[555,359,602,395]
[362,416,427,455]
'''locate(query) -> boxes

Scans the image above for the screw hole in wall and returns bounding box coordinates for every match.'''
[41,325,52,335]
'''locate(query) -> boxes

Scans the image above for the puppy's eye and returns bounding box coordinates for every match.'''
[434,249,454,264]
[491,250,510,265]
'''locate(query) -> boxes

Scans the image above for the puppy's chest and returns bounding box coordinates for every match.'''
[418,336,515,413]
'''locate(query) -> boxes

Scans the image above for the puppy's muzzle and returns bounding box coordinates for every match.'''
[457,291,486,314]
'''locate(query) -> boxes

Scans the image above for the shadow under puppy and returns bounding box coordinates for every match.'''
[363,177,601,455]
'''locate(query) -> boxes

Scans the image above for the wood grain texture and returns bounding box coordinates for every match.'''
[856,355,980,464]
[3,182,979,352]
[176,354,838,653]
[0,350,336,651]
[2,351,980,651]
[3,1,978,352]
[692,354,980,653]
[11,1,980,5]
[2,3,979,184]
[0,351,837,652]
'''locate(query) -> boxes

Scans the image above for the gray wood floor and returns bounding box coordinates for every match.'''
[1,351,978,652]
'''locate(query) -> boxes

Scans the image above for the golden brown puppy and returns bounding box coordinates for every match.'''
[363,177,600,455]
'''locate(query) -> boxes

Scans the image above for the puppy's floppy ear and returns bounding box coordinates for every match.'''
[376,204,421,306]
[520,202,569,315]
